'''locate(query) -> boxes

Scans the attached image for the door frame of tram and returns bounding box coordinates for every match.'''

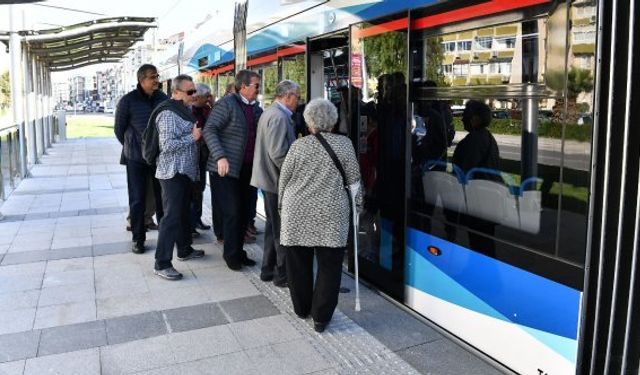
[306,27,408,301]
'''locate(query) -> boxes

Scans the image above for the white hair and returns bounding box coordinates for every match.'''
[303,98,338,133]
[195,83,211,97]
[275,80,300,98]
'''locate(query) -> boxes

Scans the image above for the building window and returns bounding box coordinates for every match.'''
[443,41,456,52]
[457,40,472,51]
[453,64,469,75]
[441,64,453,74]
[574,31,596,43]
[475,37,492,50]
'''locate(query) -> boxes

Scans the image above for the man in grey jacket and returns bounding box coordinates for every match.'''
[251,80,300,287]
[203,70,263,270]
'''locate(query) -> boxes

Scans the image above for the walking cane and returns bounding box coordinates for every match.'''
[349,182,361,312]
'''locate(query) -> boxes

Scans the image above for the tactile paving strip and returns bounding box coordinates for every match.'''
[241,244,421,375]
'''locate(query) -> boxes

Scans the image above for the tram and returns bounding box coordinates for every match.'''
[158,1,637,374]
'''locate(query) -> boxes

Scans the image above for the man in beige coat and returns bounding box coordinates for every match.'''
[251,80,300,287]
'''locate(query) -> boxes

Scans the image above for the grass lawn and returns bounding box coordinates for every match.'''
[66,115,116,138]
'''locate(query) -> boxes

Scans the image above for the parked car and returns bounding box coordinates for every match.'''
[104,107,114,114]
[577,114,593,126]
[97,106,105,113]
[492,110,510,119]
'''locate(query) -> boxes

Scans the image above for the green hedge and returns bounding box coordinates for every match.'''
[452,118,592,142]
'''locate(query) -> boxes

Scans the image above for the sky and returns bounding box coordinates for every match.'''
[0,0,237,81]
[0,0,323,83]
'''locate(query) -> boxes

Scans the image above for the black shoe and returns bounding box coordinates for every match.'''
[191,229,200,238]
[226,261,242,271]
[273,279,288,288]
[154,266,183,280]
[146,222,159,230]
[314,321,328,333]
[260,273,274,282]
[296,313,309,320]
[240,256,256,267]
[195,222,211,230]
[131,241,145,254]
[178,249,205,261]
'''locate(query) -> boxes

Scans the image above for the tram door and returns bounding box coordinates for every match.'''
[307,33,350,135]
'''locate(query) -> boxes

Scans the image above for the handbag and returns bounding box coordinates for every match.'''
[314,133,353,213]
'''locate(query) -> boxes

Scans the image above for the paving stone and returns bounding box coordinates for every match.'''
[1,251,49,266]
[0,290,40,312]
[47,246,93,261]
[42,269,94,288]
[24,348,100,375]
[96,293,155,320]
[264,338,333,374]
[38,320,106,357]
[0,360,25,375]
[33,301,97,329]
[0,307,36,335]
[338,276,442,352]
[0,262,46,277]
[38,282,95,307]
[397,339,503,375]
[219,295,279,323]
[168,325,241,362]
[100,335,176,375]
[0,330,40,362]
[229,315,301,349]
[204,277,261,303]
[92,242,130,257]
[163,302,227,333]
[105,311,167,345]
[45,257,93,274]
[150,285,210,311]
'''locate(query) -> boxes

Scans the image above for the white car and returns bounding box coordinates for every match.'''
[104,107,115,114]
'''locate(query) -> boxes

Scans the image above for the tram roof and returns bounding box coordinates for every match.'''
[0,16,156,72]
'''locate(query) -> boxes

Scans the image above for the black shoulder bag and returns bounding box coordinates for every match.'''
[314,133,353,213]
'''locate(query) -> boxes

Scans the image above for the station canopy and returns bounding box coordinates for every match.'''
[1,16,156,72]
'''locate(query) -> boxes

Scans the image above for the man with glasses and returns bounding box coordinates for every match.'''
[115,64,167,254]
[203,70,263,270]
[151,74,205,280]
[251,80,300,287]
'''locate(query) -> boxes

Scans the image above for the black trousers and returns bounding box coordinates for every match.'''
[155,174,193,270]
[210,166,253,265]
[261,192,286,283]
[190,162,207,229]
[284,245,346,323]
[209,172,224,240]
[126,160,163,243]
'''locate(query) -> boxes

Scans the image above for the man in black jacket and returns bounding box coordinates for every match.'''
[114,64,168,254]
[203,70,262,270]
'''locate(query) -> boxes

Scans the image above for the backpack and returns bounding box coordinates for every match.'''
[141,121,159,165]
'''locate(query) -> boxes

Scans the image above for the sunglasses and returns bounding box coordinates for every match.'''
[179,89,198,95]
[247,83,260,90]
[145,74,160,80]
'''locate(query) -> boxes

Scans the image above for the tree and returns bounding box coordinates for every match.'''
[424,37,448,86]
[0,71,10,111]
[548,66,594,123]
[363,32,406,79]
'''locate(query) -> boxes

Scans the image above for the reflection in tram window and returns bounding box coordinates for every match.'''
[282,54,307,103]
[408,11,594,274]
[350,19,408,295]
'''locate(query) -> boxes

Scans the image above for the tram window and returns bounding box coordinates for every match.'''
[282,54,307,103]
[216,72,235,100]
[408,13,592,270]
[350,18,408,274]
[252,63,277,108]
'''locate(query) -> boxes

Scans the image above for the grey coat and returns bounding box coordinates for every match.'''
[279,133,362,248]
[203,94,262,178]
[250,102,296,193]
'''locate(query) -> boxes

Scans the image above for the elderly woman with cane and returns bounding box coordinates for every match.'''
[278,98,362,333]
